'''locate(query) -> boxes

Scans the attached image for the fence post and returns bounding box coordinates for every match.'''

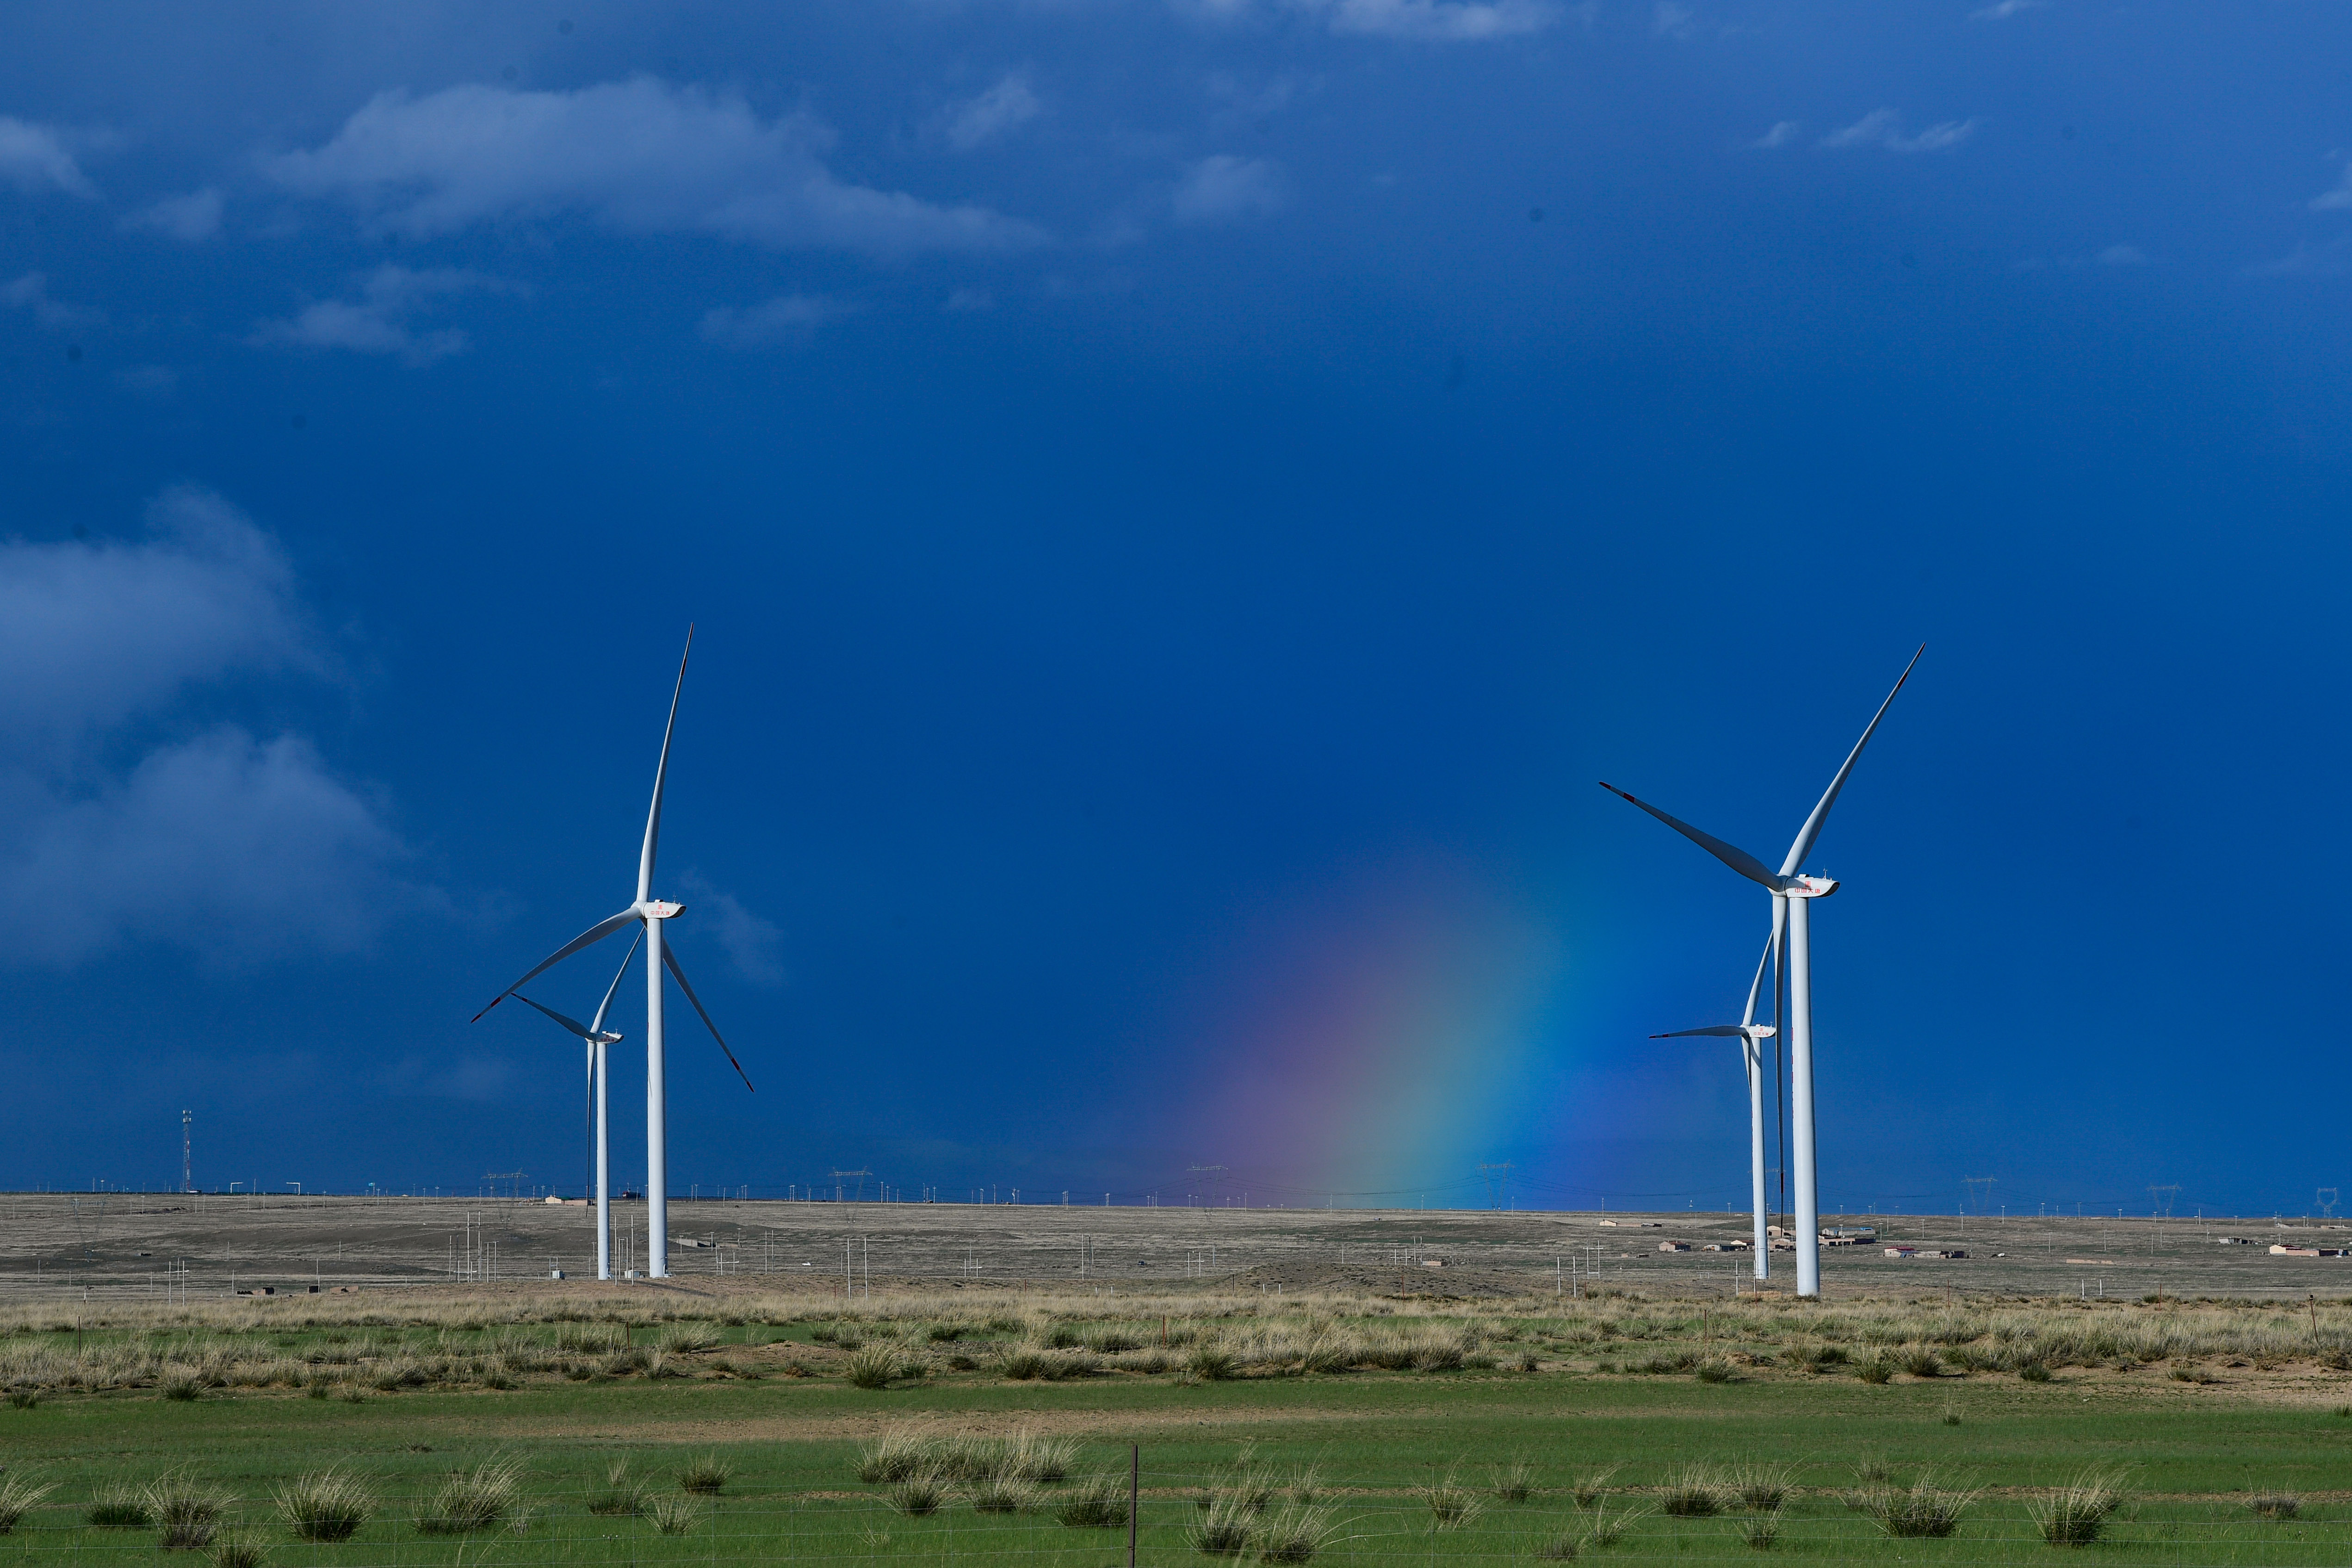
[1129,1442,1140,1568]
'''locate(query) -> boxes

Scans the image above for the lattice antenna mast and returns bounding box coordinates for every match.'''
[181,1110,192,1195]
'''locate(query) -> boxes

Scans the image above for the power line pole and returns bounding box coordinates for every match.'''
[181,1110,192,1194]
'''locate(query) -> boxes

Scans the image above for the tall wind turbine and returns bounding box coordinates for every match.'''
[475,629,754,1280]
[508,927,641,1280]
[1650,934,1777,1276]
[1602,645,1920,1297]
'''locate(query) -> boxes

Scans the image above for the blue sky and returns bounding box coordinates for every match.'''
[3,1,2348,1218]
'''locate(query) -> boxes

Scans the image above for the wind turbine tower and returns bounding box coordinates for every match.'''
[1603,646,1921,1297]
[475,629,754,1279]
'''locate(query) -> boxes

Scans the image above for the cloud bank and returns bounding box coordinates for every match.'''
[0,116,95,196]
[0,488,417,966]
[268,78,1046,256]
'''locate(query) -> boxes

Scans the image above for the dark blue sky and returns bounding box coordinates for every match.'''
[3,1,2346,1218]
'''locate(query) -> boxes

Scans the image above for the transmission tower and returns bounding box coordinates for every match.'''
[830,1168,873,1203]
[1188,1165,1228,1207]
[2148,1184,2182,1218]
[1962,1175,1997,1215]
[180,1110,192,1194]
[2319,1187,2340,1220]
[1479,1162,1516,1210]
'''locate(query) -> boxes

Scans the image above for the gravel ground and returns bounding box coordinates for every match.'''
[0,1193,2341,1303]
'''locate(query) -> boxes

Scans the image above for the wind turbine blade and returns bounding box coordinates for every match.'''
[510,992,601,1041]
[470,906,641,1021]
[637,626,694,903]
[1740,931,1773,1029]
[1650,1026,1748,1038]
[589,927,646,1037]
[661,943,755,1092]
[1599,783,1782,889]
[1778,645,1924,877]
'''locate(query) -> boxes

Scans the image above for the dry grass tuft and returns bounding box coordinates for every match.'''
[1421,1475,1482,1530]
[646,1494,705,1535]
[0,1475,56,1535]
[87,1483,153,1529]
[275,1469,375,1542]
[677,1454,731,1495]
[1054,1475,1130,1529]
[2027,1469,2126,1547]
[1657,1464,1730,1518]
[1853,1473,1977,1539]
[415,1457,522,1535]
[207,1530,269,1568]
[146,1473,227,1550]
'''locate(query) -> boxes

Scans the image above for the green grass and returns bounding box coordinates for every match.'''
[6,1324,2352,1564]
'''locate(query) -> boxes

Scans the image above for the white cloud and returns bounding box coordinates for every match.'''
[0,487,311,744]
[1753,121,1799,149]
[0,116,95,197]
[1322,0,1554,37]
[674,870,786,986]
[697,293,851,349]
[0,730,402,966]
[2096,243,2147,266]
[268,78,1045,256]
[0,487,415,967]
[1969,0,2043,17]
[1820,109,1979,154]
[2245,237,2352,278]
[941,74,1042,152]
[123,187,223,242]
[0,272,103,330]
[250,264,512,366]
[1172,155,1286,225]
[2310,165,2352,212]
[1196,0,1554,37]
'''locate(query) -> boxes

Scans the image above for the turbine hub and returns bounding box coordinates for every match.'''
[1787,874,1838,898]
[638,900,686,919]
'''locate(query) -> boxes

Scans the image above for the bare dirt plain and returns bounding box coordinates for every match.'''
[2,1193,2342,1302]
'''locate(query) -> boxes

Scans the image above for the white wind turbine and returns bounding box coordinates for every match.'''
[508,927,641,1280]
[1649,934,1777,1276]
[1603,645,1920,1297]
[475,629,754,1280]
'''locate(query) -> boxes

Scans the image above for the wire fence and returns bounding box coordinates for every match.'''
[3,1465,2350,1565]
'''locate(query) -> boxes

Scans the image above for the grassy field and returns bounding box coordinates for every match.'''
[6,1278,2352,1566]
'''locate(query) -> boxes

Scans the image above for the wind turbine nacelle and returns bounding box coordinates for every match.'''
[638,900,686,919]
[1788,875,1838,898]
